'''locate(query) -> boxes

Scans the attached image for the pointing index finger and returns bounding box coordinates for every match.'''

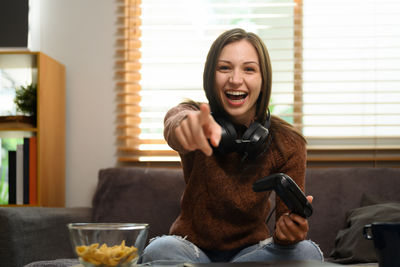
[199,103,212,125]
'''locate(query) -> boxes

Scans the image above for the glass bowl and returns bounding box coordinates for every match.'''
[67,223,149,267]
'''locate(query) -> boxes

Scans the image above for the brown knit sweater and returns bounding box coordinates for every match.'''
[164,103,307,251]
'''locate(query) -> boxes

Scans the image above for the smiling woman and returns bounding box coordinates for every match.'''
[137,28,325,265]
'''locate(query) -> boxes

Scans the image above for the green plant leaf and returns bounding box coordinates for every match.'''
[14,84,37,117]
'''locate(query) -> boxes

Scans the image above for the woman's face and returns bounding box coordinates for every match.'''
[215,39,262,126]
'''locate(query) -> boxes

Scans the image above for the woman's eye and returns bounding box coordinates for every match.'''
[245,67,255,72]
[218,65,230,71]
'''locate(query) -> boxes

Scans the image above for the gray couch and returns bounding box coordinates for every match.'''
[1,167,399,266]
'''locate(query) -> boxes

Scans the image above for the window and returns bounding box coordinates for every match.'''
[302,0,400,143]
[116,0,400,164]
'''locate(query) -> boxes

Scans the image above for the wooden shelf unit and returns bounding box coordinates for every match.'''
[0,51,66,207]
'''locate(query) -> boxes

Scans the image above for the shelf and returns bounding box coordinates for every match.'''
[0,51,66,207]
[0,128,37,132]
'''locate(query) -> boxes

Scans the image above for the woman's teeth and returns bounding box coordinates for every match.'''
[225,91,248,100]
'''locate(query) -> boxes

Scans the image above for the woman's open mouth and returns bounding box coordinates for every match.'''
[225,90,248,105]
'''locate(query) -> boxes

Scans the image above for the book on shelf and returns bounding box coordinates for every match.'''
[16,144,24,205]
[29,136,37,205]
[8,150,17,204]
[23,138,30,204]
[0,137,37,205]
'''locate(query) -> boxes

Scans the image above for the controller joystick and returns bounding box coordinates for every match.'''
[252,173,313,218]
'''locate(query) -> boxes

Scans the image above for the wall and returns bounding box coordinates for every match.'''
[30,0,116,207]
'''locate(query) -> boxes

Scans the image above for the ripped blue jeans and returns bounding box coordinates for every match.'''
[139,235,323,266]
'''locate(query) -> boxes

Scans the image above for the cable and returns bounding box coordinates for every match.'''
[266,206,276,225]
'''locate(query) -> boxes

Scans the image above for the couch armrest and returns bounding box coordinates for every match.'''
[0,207,92,267]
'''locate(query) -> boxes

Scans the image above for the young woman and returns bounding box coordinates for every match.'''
[140,28,323,264]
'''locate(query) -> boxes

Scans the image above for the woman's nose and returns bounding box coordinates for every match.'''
[229,70,243,84]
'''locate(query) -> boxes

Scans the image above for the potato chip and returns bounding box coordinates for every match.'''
[75,240,138,266]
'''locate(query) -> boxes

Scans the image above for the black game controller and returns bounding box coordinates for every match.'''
[252,173,313,218]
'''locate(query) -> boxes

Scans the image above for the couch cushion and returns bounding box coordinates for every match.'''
[92,167,185,242]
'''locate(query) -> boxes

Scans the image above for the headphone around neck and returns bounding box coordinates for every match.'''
[212,110,271,160]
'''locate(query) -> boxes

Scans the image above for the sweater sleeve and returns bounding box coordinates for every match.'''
[163,103,200,153]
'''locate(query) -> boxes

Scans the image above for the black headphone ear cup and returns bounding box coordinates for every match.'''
[241,122,270,159]
[213,117,238,155]
[242,122,261,141]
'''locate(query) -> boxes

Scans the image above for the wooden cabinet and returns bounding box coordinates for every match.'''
[0,51,65,207]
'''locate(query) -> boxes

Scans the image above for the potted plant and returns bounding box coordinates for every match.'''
[14,84,37,116]
[12,83,37,125]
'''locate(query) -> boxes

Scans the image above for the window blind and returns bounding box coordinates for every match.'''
[117,0,297,162]
[301,0,400,163]
[116,0,143,161]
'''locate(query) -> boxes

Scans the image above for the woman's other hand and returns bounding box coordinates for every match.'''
[174,103,222,156]
[274,196,313,244]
